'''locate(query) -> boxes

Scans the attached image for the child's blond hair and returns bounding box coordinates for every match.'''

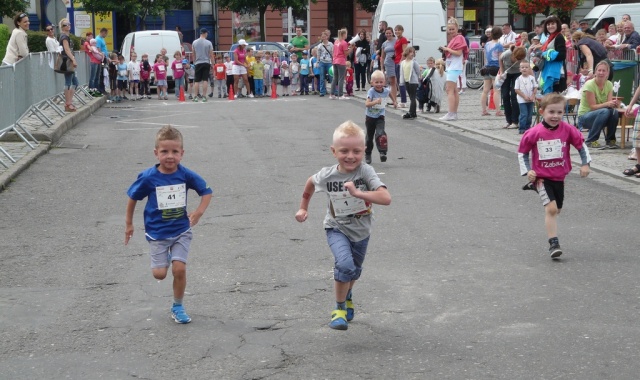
[435,58,445,76]
[402,46,415,58]
[370,70,385,81]
[155,125,183,148]
[333,121,365,144]
[539,93,566,110]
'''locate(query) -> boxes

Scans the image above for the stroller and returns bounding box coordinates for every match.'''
[417,68,440,113]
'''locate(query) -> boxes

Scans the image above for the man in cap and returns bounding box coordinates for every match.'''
[578,19,595,36]
[191,28,214,102]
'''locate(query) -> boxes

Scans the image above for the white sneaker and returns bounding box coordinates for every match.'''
[439,113,457,121]
[329,95,337,100]
[248,94,254,98]
[339,96,350,100]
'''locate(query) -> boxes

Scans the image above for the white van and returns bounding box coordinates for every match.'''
[372,0,447,64]
[581,4,640,32]
[120,30,182,88]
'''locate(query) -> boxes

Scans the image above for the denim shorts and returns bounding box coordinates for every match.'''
[326,228,370,283]
[148,230,192,268]
[64,72,79,88]
[446,69,462,82]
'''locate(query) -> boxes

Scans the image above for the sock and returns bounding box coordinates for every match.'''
[336,301,346,310]
[346,289,353,301]
[549,237,559,246]
[173,298,182,306]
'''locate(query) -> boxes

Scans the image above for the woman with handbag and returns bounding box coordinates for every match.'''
[481,26,503,116]
[58,18,78,112]
[2,13,30,66]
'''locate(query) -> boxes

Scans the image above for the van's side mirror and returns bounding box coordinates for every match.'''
[414,46,420,51]
[441,26,446,32]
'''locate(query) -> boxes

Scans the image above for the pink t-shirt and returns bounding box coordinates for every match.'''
[332,40,348,65]
[234,48,246,65]
[518,121,585,182]
[153,62,167,81]
[171,60,185,79]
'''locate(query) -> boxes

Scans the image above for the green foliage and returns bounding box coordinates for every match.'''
[1,0,28,19]
[23,31,82,53]
[82,0,187,29]
[0,24,9,61]
[217,0,316,41]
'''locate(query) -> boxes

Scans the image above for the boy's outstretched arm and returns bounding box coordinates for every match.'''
[125,198,137,245]
[188,193,212,227]
[344,182,391,205]
[295,177,315,222]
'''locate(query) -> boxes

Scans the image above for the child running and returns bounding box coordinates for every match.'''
[125,125,212,324]
[365,70,390,164]
[295,121,391,330]
[517,93,591,259]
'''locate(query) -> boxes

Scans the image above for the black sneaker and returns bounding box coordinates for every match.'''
[522,182,538,192]
[208,93,213,98]
[402,112,412,119]
[380,153,387,162]
[365,154,372,164]
[549,243,563,259]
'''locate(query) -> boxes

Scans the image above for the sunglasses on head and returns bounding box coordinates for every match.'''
[19,13,27,18]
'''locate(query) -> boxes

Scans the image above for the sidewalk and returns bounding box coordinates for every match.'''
[0,93,105,190]
[350,87,639,184]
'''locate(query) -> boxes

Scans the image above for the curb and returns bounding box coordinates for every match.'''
[0,96,106,191]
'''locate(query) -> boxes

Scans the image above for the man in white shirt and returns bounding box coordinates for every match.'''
[499,24,517,48]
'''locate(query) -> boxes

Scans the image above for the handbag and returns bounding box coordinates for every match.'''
[494,73,505,89]
[54,54,75,74]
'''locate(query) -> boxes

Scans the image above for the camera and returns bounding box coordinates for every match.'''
[438,47,444,53]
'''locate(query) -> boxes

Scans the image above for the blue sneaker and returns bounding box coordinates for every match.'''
[346,299,355,321]
[171,304,191,324]
[329,309,348,330]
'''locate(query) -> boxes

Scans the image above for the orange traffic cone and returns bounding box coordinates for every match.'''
[228,85,235,100]
[271,83,277,99]
[488,89,496,110]
[178,86,185,102]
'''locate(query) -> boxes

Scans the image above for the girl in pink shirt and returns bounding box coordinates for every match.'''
[517,94,591,259]
[330,28,352,99]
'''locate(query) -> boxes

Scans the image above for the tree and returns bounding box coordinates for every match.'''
[216,0,316,42]
[82,0,187,31]
[1,0,28,19]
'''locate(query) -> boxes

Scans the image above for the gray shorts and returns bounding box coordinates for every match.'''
[148,230,192,268]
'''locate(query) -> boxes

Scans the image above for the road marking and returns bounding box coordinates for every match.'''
[114,123,200,130]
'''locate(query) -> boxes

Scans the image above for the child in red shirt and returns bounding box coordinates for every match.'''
[345,61,354,96]
[212,56,227,98]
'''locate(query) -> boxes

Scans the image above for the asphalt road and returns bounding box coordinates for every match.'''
[1,95,639,379]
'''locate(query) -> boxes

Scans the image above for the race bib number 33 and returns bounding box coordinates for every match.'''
[156,184,186,210]
[537,139,563,160]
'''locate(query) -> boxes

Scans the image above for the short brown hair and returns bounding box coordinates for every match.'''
[539,93,566,110]
[155,125,183,148]
[491,26,503,40]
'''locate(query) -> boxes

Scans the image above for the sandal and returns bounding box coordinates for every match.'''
[622,164,640,176]
[495,111,504,116]
[481,111,490,116]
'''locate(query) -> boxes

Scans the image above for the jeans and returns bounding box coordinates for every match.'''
[501,73,521,124]
[318,61,332,95]
[174,77,184,96]
[518,102,534,132]
[406,83,418,116]
[326,228,370,283]
[394,64,407,103]
[64,72,78,88]
[254,78,263,96]
[355,62,368,89]
[331,64,346,96]
[580,108,619,142]
[300,74,308,94]
[89,62,101,89]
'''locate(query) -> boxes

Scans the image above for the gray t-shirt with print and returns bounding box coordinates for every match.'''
[312,163,386,242]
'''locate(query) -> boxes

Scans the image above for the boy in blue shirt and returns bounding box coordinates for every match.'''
[364,70,391,164]
[299,50,310,95]
[125,125,212,324]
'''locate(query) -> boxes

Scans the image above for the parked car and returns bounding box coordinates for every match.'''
[229,41,290,61]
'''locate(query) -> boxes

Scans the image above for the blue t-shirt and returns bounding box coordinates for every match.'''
[484,40,503,67]
[365,87,390,118]
[127,164,212,240]
[299,58,310,75]
[117,63,128,81]
[310,57,320,75]
[95,35,108,57]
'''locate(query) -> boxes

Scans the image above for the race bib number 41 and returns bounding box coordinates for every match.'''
[156,184,186,210]
[330,191,367,217]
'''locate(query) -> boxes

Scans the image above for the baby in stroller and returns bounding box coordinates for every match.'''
[417,57,446,113]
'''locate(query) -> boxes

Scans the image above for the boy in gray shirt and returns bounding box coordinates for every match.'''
[295,121,391,330]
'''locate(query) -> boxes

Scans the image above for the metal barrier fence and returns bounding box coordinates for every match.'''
[0,51,91,167]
